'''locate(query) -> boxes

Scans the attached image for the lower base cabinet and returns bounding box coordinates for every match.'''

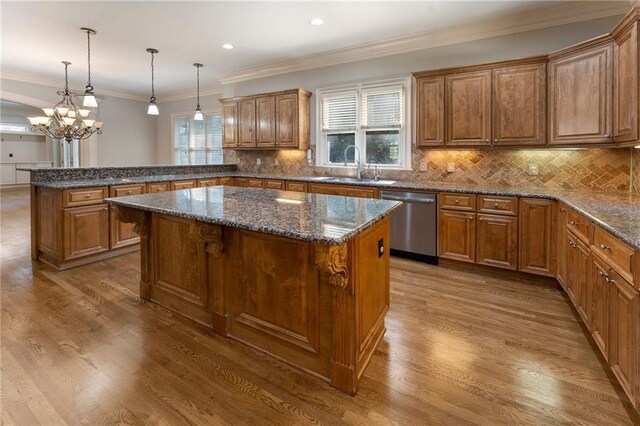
[476,213,518,269]
[519,198,556,276]
[438,210,476,263]
[566,232,591,326]
[591,254,611,361]
[63,204,109,260]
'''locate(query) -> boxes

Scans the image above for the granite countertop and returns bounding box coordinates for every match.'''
[105,186,401,245]
[32,170,640,251]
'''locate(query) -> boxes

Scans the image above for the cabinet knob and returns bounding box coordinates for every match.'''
[493,202,499,207]
[485,139,490,142]
[599,244,610,251]
[478,217,484,221]
[570,220,578,226]
[603,134,612,139]
[438,139,443,144]
[84,194,91,198]
[454,199,460,204]
[127,190,132,194]
[560,208,567,213]
[493,139,498,143]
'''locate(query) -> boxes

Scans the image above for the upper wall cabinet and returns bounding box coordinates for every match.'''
[548,37,613,146]
[220,89,311,150]
[612,8,640,144]
[414,57,547,148]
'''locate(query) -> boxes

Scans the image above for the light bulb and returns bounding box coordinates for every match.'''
[56,107,69,116]
[147,102,159,115]
[37,117,50,125]
[63,117,75,126]
[83,94,98,108]
[84,119,95,127]
[42,108,54,117]
[94,121,103,129]
[78,109,90,118]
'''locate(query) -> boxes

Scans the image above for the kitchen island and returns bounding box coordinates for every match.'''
[106,186,400,395]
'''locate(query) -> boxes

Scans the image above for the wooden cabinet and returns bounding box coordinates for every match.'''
[566,231,591,326]
[492,63,546,146]
[612,12,639,143]
[197,179,219,187]
[476,213,518,270]
[247,179,264,188]
[285,181,307,192]
[171,180,197,190]
[63,187,107,207]
[416,76,445,147]
[307,183,378,198]
[438,210,476,263]
[557,205,569,289]
[445,70,492,146]
[519,198,556,276]
[63,204,109,260]
[220,89,311,150]
[549,40,613,145]
[109,184,144,249]
[591,254,612,361]
[264,180,285,190]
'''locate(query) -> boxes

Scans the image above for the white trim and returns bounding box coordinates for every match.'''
[160,86,224,103]
[216,1,627,85]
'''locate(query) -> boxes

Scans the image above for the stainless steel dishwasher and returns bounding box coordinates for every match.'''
[380,190,437,264]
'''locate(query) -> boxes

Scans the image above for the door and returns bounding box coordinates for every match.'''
[591,255,611,360]
[438,210,476,263]
[609,270,639,407]
[275,94,298,148]
[63,204,109,260]
[445,70,491,146]
[221,101,237,148]
[238,99,256,147]
[416,76,445,147]
[476,213,518,270]
[492,63,546,146]
[519,198,556,276]
[256,96,276,148]
[613,21,638,143]
[549,43,613,145]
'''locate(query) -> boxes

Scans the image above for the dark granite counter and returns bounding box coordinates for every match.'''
[105,186,401,245]
[29,168,640,251]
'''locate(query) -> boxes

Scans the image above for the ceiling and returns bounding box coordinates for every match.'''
[1,1,630,100]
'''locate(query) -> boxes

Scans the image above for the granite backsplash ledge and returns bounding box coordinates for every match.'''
[24,164,238,183]
[225,147,633,193]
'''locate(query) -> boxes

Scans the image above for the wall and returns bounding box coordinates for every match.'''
[0,101,51,162]
[155,93,222,165]
[633,148,640,193]
[0,78,157,166]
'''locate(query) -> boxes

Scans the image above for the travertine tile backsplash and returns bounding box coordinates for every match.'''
[226,147,634,192]
[633,148,640,193]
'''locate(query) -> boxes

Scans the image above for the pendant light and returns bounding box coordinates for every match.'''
[193,63,203,121]
[146,48,159,115]
[81,27,98,108]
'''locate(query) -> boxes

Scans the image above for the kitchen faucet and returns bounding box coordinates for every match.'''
[343,145,367,180]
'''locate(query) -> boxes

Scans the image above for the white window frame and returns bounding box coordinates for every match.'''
[315,77,411,170]
[171,109,224,165]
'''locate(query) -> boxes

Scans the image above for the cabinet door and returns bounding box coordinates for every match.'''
[614,21,639,143]
[557,205,569,289]
[476,213,518,270]
[574,237,592,327]
[63,204,109,260]
[416,76,445,147]
[609,270,639,407]
[445,71,491,146]
[566,231,579,304]
[222,101,238,148]
[256,96,276,148]
[492,63,546,146]
[591,255,611,360]
[110,185,145,249]
[549,44,613,145]
[238,99,256,147]
[519,198,556,276]
[275,94,298,148]
[438,210,476,263]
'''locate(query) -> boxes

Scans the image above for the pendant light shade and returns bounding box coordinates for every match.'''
[146,48,159,115]
[193,63,203,121]
[81,28,98,108]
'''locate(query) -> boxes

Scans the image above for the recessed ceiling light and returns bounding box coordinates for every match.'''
[310,18,324,26]
[222,43,234,50]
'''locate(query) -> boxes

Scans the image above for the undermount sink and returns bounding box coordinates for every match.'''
[308,176,332,181]
[322,177,396,185]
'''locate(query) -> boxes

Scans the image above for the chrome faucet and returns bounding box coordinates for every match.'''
[344,145,367,180]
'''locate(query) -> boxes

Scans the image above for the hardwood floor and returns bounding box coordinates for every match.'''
[2,187,638,425]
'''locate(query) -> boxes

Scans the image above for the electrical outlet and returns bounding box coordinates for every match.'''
[528,163,539,176]
[256,158,261,166]
[446,162,456,173]
[419,160,428,172]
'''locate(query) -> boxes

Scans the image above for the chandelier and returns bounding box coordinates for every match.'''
[28,61,103,143]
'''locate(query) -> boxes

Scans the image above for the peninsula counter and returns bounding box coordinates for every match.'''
[106,186,401,395]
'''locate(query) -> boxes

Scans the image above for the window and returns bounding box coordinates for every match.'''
[317,79,410,169]
[173,113,223,165]
[0,123,29,133]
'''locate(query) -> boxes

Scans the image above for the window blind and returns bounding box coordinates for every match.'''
[321,93,357,131]
[360,86,403,129]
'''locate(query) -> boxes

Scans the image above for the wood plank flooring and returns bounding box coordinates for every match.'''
[2,187,639,425]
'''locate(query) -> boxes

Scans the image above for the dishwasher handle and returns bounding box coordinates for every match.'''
[381,192,436,203]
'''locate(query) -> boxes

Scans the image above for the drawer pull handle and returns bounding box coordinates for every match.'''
[84,194,91,198]
[127,191,132,194]
[570,220,577,225]
[493,202,499,207]
[560,208,567,213]
[600,244,610,251]
[478,217,484,221]
[454,199,460,204]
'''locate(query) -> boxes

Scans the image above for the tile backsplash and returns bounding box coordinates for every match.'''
[225,147,634,192]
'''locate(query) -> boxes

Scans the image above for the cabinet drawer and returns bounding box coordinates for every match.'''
[265,180,285,190]
[477,195,517,215]
[439,193,476,211]
[198,179,219,187]
[110,184,145,198]
[171,180,197,190]
[286,181,307,192]
[247,179,265,188]
[567,209,590,243]
[147,182,170,193]
[218,177,233,186]
[308,183,377,198]
[234,178,249,187]
[63,187,108,207]
[593,226,635,283]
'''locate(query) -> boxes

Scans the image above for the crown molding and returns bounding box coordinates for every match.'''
[159,86,223,103]
[216,1,629,85]
[1,69,149,102]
